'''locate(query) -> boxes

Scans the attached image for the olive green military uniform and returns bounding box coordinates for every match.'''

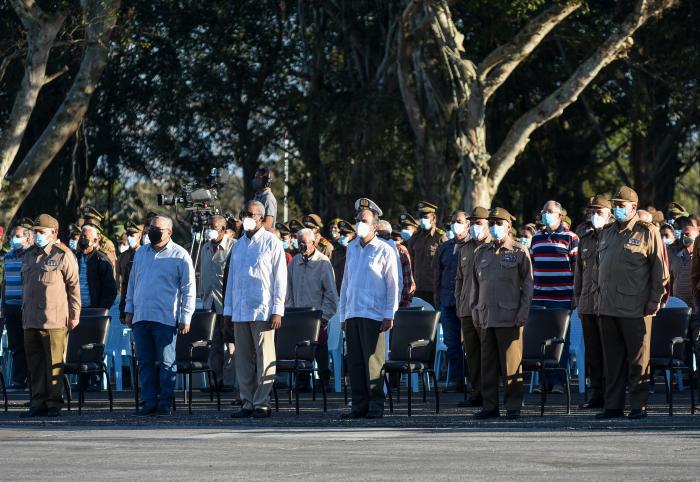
[406,202,443,305]
[454,207,491,402]
[470,208,533,413]
[23,215,81,411]
[596,187,668,413]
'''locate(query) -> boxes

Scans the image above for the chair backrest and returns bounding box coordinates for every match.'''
[410,297,435,311]
[650,307,692,360]
[398,306,425,311]
[389,310,441,364]
[66,315,111,364]
[175,311,217,362]
[522,309,570,362]
[276,310,322,361]
[285,306,316,313]
[81,307,110,317]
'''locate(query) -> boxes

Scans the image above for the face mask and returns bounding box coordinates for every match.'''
[148,228,163,245]
[446,230,455,240]
[356,221,371,238]
[400,229,412,241]
[469,224,484,241]
[591,213,607,230]
[206,228,219,241]
[664,237,674,246]
[142,233,150,245]
[299,242,309,254]
[520,237,532,248]
[78,237,91,251]
[419,218,432,230]
[542,212,559,229]
[118,244,129,254]
[331,231,340,241]
[613,207,628,223]
[251,178,264,190]
[682,235,695,248]
[68,239,78,251]
[10,236,24,251]
[242,217,257,232]
[378,232,391,240]
[338,236,349,247]
[282,240,289,250]
[127,236,138,248]
[35,232,51,248]
[290,238,298,250]
[489,224,508,241]
[451,222,466,237]
[674,230,682,241]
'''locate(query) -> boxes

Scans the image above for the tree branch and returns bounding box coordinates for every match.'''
[478,1,583,102]
[487,0,679,195]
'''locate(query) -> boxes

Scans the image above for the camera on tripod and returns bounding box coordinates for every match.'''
[157,168,221,209]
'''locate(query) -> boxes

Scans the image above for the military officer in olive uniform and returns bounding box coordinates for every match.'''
[595,186,668,420]
[117,222,143,322]
[302,213,334,260]
[81,206,117,266]
[22,214,81,417]
[399,213,419,242]
[331,220,356,294]
[454,206,491,408]
[470,207,533,420]
[574,195,612,409]
[406,201,444,305]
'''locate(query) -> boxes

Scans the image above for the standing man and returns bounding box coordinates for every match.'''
[286,228,338,389]
[339,198,399,419]
[435,211,469,392]
[1,223,34,390]
[596,186,667,420]
[125,215,196,417]
[199,215,237,391]
[331,220,356,294]
[471,208,533,420]
[252,167,277,230]
[406,201,443,305]
[669,217,698,351]
[455,207,491,407]
[22,215,81,417]
[117,222,143,323]
[81,206,117,267]
[224,200,287,419]
[574,195,612,409]
[398,214,419,242]
[76,224,118,310]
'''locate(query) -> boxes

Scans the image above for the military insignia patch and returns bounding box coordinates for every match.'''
[627,238,641,246]
[503,253,515,263]
[47,259,59,267]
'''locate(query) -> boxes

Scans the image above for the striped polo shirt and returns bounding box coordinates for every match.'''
[3,249,28,306]
[530,225,579,309]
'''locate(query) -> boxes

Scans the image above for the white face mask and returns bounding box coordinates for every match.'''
[127,235,139,248]
[451,222,466,237]
[242,217,257,232]
[355,221,371,239]
[520,237,532,248]
[419,218,432,230]
[591,213,607,230]
[489,224,508,241]
[142,233,150,245]
[118,244,129,254]
[206,228,219,241]
[469,224,485,241]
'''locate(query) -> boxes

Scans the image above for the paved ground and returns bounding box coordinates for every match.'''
[2,389,700,480]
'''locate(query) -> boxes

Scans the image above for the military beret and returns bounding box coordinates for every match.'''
[124,221,143,234]
[275,222,290,235]
[468,206,490,221]
[338,220,356,234]
[399,213,419,228]
[611,186,638,203]
[488,207,515,223]
[416,201,438,214]
[588,194,611,210]
[34,214,59,230]
[288,219,304,233]
[17,217,35,230]
[303,214,324,229]
[354,197,383,217]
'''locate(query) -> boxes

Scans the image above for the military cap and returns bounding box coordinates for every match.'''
[354,197,382,217]
[667,202,688,218]
[124,221,143,235]
[338,220,356,234]
[288,219,304,234]
[391,223,403,237]
[118,233,128,243]
[68,223,81,236]
[563,215,572,227]
[611,186,638,203]
[82,206,103,223]
[468,206,490,221]
[416,201,438,214]
[34,214,59,230]
[18,217,35,230]
[303,214,324,229]
[275,222,290,235]
[588,194,611,210]
[488,207,515,223]
[399,213,419,228]
[329,218,342,227]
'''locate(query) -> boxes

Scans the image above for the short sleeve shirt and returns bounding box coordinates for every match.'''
[254,189,277,226]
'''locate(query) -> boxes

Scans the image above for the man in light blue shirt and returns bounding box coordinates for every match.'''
[125,215,196,417]
[224,200,287,418]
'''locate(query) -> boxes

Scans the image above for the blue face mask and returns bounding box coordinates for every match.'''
[68,239,78,251]
[520,237,532,248]
[10,236,24,251]
[469,224,485,241]
[419,218,432,230]
[446,230,455,240]
[489,224,508,241]
[291,238,299,250]
[674,230,682,241]
[35,232,51,248]
[282,240,289,250]
[338,236,349,247]
[613,207,628,222]
[400,229,412,241]
[542,212,559,229]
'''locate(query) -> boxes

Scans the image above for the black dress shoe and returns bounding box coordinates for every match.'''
[505,410,521,420]
[458,397,483,408]
[628,409,647,420]
[46,407,61,417]
[473,409,500,420]
[252,407,271,418]
[231,399,243,406]
[157,406,172,417]
[134,405,158,417]
[579,399,605,409]
[19,407,48,418]
[365,410,384,419]
[340,411,366,419]
[443,383,464,393]
[595,409,624,419]
[231,408,254,419]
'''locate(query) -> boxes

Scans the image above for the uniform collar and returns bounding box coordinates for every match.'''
[616,213,639,233]
[296,249,322,265]
[488,236,515,252]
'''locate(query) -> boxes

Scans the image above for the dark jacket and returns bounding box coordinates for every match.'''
[78,250,118,310]
[117,248,137,317]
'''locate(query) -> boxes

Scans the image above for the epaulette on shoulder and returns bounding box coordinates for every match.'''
[579,229,594,240]
[512,241,528,252]
[436,228,445,237]
[637,220,654,231]
[474,242,489,253]
[54,243,72,255]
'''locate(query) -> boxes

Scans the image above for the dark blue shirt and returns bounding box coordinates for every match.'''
[436,239,462,307]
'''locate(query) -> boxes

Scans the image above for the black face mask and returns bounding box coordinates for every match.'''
[78,237,91,251]
[252,178,264,190]
[377,232,390,240]
[148,228,163,245]
[299,242,309,255]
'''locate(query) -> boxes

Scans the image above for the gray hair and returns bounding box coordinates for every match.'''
[637,210,653,223]
[377,220,392,232]
[81,224,99,240]
[152,215,173,230]
[542,200,564,213]
[245,200,265,218]
[297,228,315,241]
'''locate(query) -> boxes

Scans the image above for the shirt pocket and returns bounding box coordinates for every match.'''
[39,265,59,285]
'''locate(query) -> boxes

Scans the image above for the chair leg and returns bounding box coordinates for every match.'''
[288,372,293,405]
[431,371,440,414]
[104,367,114,412]
[690,366,695,415]
[274,380,279,412]
[343,371,348,406]
[540,369,547,417]
[320,370,327,413]
[422,371,427,403]
[188,372,193,415]
[209,371,216,402]
[563,368,571,415]
[63,374,72,412]
[0,373,7,412]
[78,377,84,415]
[385,374,394,413]
[664,368,672,416]
[211,371,221,411]
[311,370,316,402]
[407,367,412,417]
[294,369,300,415]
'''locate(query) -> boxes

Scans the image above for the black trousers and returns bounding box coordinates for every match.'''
[4,304,27,385]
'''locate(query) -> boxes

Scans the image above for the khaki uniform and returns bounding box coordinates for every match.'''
[470,237,533,412]
[406,228,443,303]
[318,236,334,260]
[454,236,491,400]
[596,214,668,411]
[573,228,605,402]
[22,243,81,410]
[99,234,117,267]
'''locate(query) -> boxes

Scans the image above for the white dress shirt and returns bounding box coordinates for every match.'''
[339,234,399,323]
[223,227,287,322]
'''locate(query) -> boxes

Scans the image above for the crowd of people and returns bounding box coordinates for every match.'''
[1,166,699,421]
